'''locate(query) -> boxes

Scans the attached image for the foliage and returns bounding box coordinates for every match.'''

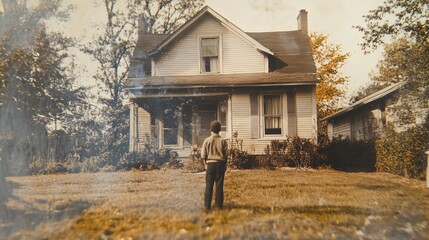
[264,137,319,169]
[309,33,349,120]
[356,0,428,51]
[0,0,83,178]
[130,0,205,34]
[118,135,178,170]
[81,0,205,165]
[375,124,429,179]
[309,33,349,140]
[227,148,254,170]
[349,81,389,103]
[357,0,428,126]
[183,147,205,173]
[326,137,376,172]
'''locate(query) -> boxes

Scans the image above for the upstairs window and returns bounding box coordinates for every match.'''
[200,37,219,73]
[264,95,282,135]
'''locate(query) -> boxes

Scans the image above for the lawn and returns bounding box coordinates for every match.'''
[1,169,428,239]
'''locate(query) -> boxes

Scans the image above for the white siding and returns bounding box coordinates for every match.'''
[137,106,151,151]
[231,93,270,155]
[333,118,351,139]
[231,93,251,145]
[296,90,314,138]
[155,14,265,76]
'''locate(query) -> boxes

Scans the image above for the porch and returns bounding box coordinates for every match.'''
[129,95,232,158]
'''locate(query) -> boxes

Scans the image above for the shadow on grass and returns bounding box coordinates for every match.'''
[0,180,92,239]
[225,204,376,216]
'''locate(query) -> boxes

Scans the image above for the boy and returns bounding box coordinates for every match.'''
[201,120,228,210]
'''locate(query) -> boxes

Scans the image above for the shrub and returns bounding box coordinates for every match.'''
[29,158,68,175]
[227,148,255,169]
[183,147,205,172]
[326,137,376,172]
[265,137,319,169]
[118,147,179,171]
[376,124,429,179]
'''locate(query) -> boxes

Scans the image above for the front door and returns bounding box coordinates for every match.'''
[198,107,217,146]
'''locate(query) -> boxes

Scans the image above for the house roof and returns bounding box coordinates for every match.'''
[148,6,274,56]
[248,31,316,73]
[128,5,318,89]
[126,72,317,89]
[323,82,404,121]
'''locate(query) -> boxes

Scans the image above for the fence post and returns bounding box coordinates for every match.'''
[426,151,429,188]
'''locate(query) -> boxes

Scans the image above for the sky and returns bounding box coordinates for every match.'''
[59,0,387,98]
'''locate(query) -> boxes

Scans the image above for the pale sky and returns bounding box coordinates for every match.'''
[60,0,386,98]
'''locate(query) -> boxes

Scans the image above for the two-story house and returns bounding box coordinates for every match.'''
[126,6,318,158]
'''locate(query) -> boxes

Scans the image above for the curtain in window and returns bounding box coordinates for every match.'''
[264,95,282,134]
[201,38,218,57]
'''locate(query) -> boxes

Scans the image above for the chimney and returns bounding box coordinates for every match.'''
[138,16,148,34]
[297,9,308,35]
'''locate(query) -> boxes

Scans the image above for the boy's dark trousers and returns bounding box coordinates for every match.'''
[204,161,226,210]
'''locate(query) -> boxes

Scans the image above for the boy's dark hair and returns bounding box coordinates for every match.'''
[210,120,221,134]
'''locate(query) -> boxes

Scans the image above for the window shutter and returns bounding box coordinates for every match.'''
[287,92,297,136]
[250,94,259,139]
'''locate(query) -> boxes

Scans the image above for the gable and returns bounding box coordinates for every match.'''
[153,13,267,76]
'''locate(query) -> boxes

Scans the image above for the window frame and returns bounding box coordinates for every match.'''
[160,108,183,149]
[198,35,222,74]
[260,93,287,138]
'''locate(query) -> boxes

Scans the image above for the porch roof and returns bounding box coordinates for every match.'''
[126,72,317,90]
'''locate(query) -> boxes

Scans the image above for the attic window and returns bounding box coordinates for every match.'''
[200,37,219,73]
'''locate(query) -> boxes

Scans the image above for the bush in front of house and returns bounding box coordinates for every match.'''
[326,137,376,172]
[228,148,255,169]
[183,147,205,173]
[118,147,179,171]
[375,124,429,179]
[264,137,319,169]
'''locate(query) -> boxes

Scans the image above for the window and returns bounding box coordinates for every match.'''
[264,95,282,135]
[200,37,219,73]
[163,109,178,145]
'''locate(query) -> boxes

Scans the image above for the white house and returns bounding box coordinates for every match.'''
[126,6,318,158]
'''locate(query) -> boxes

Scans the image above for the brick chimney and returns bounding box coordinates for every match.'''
[297,9,308,35]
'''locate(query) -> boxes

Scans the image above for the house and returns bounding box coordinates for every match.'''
[323,82,405,141]
[125,6,318,158]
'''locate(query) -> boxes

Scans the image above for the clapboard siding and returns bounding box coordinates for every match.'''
[231,93,251,143]
[155,14,265,76]
[333,118,351,138]
[296,90,313,138]
[137,106,151,150]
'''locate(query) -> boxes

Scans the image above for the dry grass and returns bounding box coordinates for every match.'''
[1,169,428,239]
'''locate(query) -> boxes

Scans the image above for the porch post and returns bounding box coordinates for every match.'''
[227,94,232,139]
[426,150,429,188]
[129,101,137,152]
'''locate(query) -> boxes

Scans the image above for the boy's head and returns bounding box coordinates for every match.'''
[210,120,221,134]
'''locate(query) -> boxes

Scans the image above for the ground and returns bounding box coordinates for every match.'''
[0,169,428,239]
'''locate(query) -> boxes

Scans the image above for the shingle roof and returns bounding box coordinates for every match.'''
[128,7,317,89]
[248,31,316,73]
[322,82,404,121]
[127,72,317,89]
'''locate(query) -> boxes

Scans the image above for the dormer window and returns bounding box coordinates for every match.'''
[200,37,219,73]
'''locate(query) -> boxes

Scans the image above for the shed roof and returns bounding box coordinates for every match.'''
[323,82,404,121]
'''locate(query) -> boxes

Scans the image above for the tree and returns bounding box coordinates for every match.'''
[0,0,82,175]
[356,0,428,52]
[356,0,428,126]
[309,33,349,138]
[81,0,204,164]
